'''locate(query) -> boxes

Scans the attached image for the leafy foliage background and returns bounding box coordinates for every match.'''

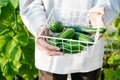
[0,0,38,80]
[101,15,120,80]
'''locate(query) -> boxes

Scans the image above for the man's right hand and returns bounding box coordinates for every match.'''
[36,26,64,56]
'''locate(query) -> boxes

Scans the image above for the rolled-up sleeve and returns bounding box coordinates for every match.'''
[20,0,47,36]
[95,0,120,25]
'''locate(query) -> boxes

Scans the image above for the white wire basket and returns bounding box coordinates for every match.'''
[38,8,102,54]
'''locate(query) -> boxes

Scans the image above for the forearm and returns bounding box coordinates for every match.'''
[20,0,47,36]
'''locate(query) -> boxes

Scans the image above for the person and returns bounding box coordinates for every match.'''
[20,0,120,80]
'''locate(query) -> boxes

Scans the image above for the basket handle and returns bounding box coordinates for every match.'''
[94,16,103,43]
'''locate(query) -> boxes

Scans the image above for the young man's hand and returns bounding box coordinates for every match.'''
[88,7,106,38]
[36,26,64,56]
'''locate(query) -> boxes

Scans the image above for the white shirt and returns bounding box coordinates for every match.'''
[20,0,120,74]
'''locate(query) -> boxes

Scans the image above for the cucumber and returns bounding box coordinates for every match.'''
[59,41,84,54]
[49,38,58,46]
[73,32,94,46]
[65,25,106,34]
[58,28,75,39]
[49,28,75,45]
[50,21,64,32]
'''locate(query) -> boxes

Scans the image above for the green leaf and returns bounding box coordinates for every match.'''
[0,0,9,8]
[115,68,120,79]
[108,53,120,65]
[21,39,35,67]
[104,68,116,80]
[117,36,120,42]
[0,39,7,52]
[0,29,14,40]
[0,53,21,80]
[5,40,22,61]
[2,61,17,80]
[0,54,19,80]
[13,31,29,47]
[0,8,1,15]
[18,64,38,80]
[0,53,9,71]
[0,24,8,32]
[4,39,22,71]
[0,1,37,79]
[114,17,120,28]
[0,2,14,24]
[0,68,6,80]
[0,28,10,35]
[10,0,19,9]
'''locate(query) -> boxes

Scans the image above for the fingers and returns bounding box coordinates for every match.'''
[89,7,106,15]
[89,12,106,28]
[37,44,64,56]
[37,26,49,37]
[36,38,64,56]
[45,51,64,56]
[37,39,60,50]
[90,33,104,40]
[88,7,106,28]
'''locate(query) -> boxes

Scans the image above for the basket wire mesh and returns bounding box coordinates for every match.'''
[38,8,102,55]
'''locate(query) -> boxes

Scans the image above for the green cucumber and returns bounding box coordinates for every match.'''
[49,38,58,46]
[50,21,64,32]
[49,28,75,45]
[65,25,106,34]
[73,32,94,46]
[59,41,84,54]
[58,28,75,39]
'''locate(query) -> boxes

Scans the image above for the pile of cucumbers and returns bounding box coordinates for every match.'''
[49,21,106,54]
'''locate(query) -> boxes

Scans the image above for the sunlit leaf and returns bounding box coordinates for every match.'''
[5,40,21,62]
[108,53,120,65]
[0,0,9,8]
[0,39,7,52]
[104,68,116,80]
[13,31,29,47]
[114,16,120,28]
[0,54,9,71]
[10,0,19,9]
[2,61,17,80]
[0,0,37,79]
[18,64,38,80]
